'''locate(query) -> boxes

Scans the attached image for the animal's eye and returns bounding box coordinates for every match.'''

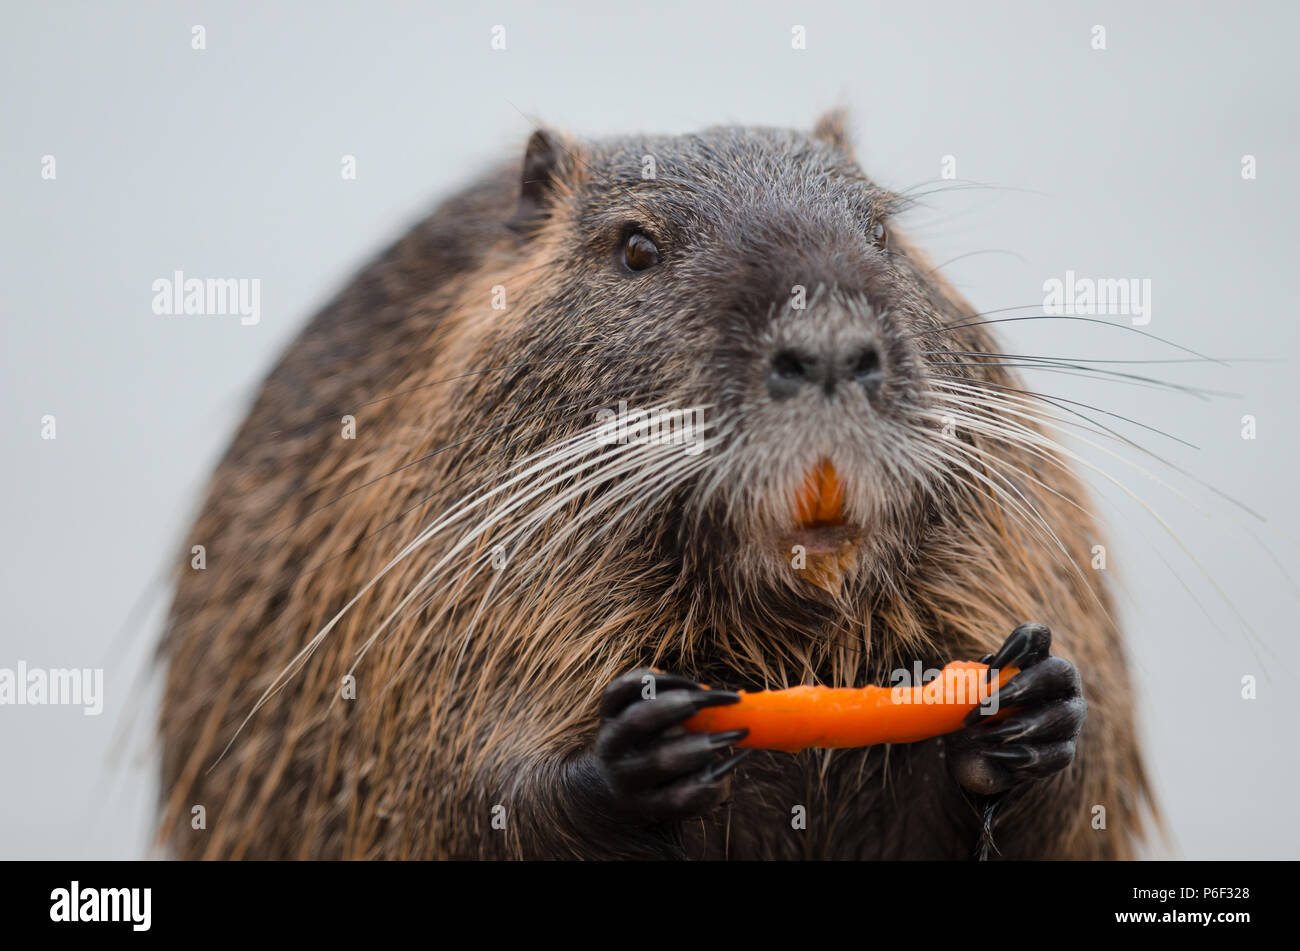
[622,232,661,272]
[871,221,888,250]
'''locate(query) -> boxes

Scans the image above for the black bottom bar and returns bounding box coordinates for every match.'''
[6,859,1280,938]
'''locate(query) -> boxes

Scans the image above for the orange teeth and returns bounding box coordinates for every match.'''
[795,458,845,527]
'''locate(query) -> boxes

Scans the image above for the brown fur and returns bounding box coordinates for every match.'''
[158,118,1151,859]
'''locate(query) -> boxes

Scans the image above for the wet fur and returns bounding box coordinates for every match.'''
[158,119,1151,859]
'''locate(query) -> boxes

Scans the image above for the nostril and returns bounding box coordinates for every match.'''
[772,350,809,380]
[850,347,882,387]
[768,349,814,400]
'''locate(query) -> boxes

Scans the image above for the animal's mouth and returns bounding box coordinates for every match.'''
[783,458,859,556]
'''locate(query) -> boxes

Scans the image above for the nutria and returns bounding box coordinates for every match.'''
[157,112,1152,859]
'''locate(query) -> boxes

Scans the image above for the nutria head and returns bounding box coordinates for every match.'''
[468,113,982,628]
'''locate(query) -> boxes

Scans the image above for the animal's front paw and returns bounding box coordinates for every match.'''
[593,668,750,821]
[946,622,1087,795]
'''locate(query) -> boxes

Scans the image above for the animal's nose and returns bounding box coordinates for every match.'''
[767,341,882,399]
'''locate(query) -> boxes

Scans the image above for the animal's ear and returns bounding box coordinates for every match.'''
[511,128,581,233]
[811,108,853,155]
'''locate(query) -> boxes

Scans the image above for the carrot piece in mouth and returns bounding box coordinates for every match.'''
[794,458,845,526]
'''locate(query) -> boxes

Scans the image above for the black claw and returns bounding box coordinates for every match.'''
[708,729,749,748]
[976,697,1087,744]
[975,720,1030,745]
[600,669,705,717]
[992,683,1027,708]
[644,673,704,691]
[965,695,1000,726]
[699,747,753,783]
[692,689,743,708]
[986,630,1029,672]
[965,692,1012,727]
[993,657,1079,709]
[984,746,1033,765]
[988,622,1052,671]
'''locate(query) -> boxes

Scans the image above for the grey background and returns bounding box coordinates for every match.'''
[2,1,1297,859]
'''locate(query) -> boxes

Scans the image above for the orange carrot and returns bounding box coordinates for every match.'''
[684,661,1020,753]
[795,458,845,525]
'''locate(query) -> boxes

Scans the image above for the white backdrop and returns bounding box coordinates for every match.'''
[2,0,1297,858]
